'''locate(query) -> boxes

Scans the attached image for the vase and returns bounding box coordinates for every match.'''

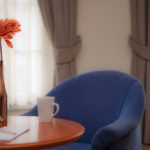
[0,40,7,126]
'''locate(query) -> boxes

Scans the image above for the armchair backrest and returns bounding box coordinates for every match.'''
[47,71,145,144]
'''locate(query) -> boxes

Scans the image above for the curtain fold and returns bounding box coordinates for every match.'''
[129,0,150,144]
[38,0,81,85]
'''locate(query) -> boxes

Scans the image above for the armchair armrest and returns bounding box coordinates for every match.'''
[91,82,145,150]
[91,116,138,150]
[21,105,38,116]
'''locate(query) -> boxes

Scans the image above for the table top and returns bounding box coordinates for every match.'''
[0,116,85,150]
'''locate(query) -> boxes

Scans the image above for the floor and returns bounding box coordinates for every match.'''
[8,109,29,116]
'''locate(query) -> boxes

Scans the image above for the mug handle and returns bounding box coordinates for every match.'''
[51,103,60,117]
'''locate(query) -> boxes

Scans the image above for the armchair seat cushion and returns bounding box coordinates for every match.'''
[44,142,91,150]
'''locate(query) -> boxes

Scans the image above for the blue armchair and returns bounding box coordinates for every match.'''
[23,70,145,150]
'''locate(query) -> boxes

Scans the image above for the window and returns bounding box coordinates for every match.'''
[0,0,54,109]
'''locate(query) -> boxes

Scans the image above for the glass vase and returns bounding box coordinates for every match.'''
[0,40,7,126]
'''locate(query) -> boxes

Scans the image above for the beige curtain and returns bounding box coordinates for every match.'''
[0,0,54,109]
[129,0,150,144]
[38,0,81,85]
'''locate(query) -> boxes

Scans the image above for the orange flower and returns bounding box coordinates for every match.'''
[0,19,21,48]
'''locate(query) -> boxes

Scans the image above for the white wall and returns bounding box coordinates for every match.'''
[77,0,132,75]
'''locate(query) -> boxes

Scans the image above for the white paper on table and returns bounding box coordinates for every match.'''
[0,126,29,141]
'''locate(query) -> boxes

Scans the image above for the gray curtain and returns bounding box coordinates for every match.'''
[129,0,150,144]
[38,0,81,84]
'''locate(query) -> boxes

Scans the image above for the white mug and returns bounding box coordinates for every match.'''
[37,96,60,122]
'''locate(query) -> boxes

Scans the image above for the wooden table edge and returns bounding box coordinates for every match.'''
[0,117,85,150]
[0,128,85,150]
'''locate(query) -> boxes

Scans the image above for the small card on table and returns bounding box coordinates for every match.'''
[0,126,29,141]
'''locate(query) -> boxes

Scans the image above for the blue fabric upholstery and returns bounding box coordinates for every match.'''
[22,70,145,150]
[43,142,91,150]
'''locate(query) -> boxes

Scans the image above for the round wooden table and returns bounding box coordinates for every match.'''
[0,116,85,150]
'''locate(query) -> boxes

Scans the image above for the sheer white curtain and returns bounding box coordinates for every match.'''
[0,0,54,109]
